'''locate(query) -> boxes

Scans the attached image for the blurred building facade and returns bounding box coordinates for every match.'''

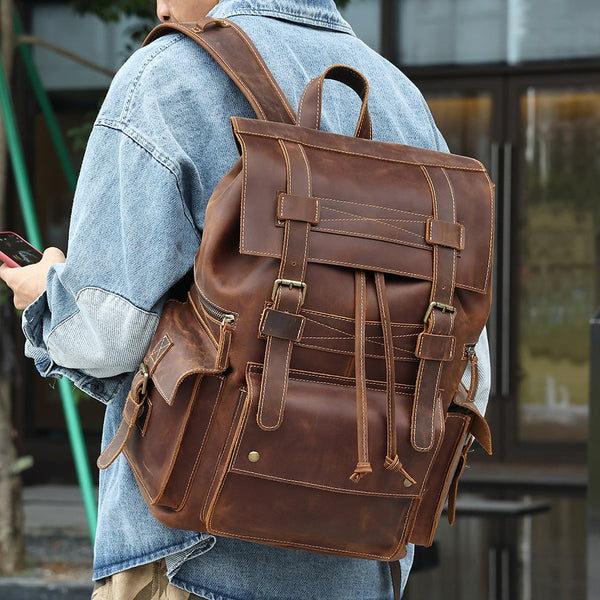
[5,1,597,599]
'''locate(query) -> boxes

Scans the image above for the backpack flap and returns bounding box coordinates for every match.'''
[234,116,493,294]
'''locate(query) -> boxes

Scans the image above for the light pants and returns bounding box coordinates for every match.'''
[92,559,206,600]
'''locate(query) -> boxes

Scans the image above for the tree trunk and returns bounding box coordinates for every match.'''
[0,0,26,575]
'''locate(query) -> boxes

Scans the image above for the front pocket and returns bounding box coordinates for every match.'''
[207,363,445,560]
[123,299,230,510]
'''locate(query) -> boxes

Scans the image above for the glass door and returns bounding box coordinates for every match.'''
[510,77,600,446]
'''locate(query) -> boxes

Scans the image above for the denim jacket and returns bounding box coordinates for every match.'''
[22,1,491,597]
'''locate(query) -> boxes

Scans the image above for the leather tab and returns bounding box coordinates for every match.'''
[97,373,146,469]
[146,335,173,374]
[259,308,306,342]
[446,436,473,525]
[426,218,465,250]
[277,193,320,224]
[257,286,304,431]
[97,389,144,470]
[415,332,455,361]
[453,384,493,455]
[97,419,132,470]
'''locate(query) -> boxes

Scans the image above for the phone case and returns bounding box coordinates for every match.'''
[0,231,42,268]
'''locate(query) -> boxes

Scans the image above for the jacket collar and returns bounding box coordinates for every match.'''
[209,0,355,35]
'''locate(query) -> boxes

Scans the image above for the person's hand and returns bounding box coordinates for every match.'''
[0,247,66,310]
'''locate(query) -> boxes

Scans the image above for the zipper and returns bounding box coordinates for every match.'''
[196,289,236,326]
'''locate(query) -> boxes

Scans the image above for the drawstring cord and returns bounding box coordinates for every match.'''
[349,270,373,483]
[349,271,416,486]
[375,273,417,485]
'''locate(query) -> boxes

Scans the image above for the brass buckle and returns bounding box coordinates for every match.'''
[423,301,456,323]
[139,362,149,396]
[271,279,307,304]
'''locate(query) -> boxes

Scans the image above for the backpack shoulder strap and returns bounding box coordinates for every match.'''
[143,17,297,125]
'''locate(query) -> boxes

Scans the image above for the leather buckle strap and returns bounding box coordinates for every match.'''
[259,307,306,342]
[97,367,148,470]
[411,166,459,452]
[143,19,296,125]
[257,141,313,431]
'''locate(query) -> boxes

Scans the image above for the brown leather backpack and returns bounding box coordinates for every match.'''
[99,17,493,566]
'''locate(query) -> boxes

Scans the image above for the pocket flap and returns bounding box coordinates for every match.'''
[146,300,224,405]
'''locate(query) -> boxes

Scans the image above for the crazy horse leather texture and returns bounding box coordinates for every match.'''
[99,17,494,563]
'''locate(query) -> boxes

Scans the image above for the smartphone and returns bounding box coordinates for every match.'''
[0,231,43,268]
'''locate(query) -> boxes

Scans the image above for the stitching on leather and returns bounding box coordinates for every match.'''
[298,144,312,282]
[199,41,267,120]
[257,336,277,430]
[238,133,249,252]
[278,195,320,223]
[177,376,225,510]
[202,388,248,521]
[247,363,419,394]
[230,24,296,122]
[228,468,419,499]
[320,205,428,244]
[295,341,418,362]
[316,78,323,130]
[233,129,487,172]
[410,165,436,451]
[357,272,368,462]
[301,309,420,355]
[322,206,426,227]
[296,81,309,125]
[420,396,456,487]
[302,308,420,329]
[318,195,429,218]
[147,335,173,375]
[238,246,489,293]
[483,173,495,291]
[421,166,438,300]
[442,168,458,305]
[314,226,431,251]
[207,525,403,561]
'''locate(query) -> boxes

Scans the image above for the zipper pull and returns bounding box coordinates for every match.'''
[221,313,235,326]
[463,344,478,403]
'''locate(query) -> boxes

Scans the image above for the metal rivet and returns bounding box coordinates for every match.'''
[403,479,413,488]
[248,451,260,463]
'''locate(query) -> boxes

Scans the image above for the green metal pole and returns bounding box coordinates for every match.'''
[0,47,97,543]
[13,12,78,193]
[0,53,41,248]
[57,379,97,543]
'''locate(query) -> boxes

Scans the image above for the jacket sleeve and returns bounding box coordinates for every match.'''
[22,117,201,403]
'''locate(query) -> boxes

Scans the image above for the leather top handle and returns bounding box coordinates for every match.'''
[144,18,297,125]
[297,65,372,139]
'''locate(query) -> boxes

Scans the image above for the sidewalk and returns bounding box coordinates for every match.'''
[0,485,95,599]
